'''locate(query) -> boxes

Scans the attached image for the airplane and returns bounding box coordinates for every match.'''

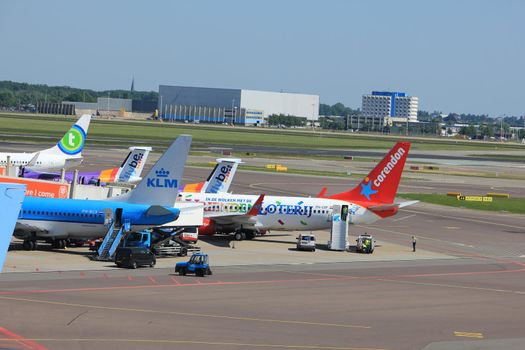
[20,146,152,185]
[180,158,242,193]
[178,142,415,240]
[13,135,192,251]
[0,183,26,272]
[0,114,91,171]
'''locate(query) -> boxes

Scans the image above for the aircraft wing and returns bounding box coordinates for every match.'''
[205,194,265,226]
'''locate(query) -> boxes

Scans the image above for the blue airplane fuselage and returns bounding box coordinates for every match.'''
[14,197,179,240]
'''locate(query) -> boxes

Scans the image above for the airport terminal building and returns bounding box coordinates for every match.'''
[158,85,320,125]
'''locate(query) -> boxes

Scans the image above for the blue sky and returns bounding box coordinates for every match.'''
[1,0,523,116]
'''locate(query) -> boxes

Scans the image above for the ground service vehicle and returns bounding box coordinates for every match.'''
[356,234,375,253]
[114,247,156,268]
[296,233,316,251]
[175,253,212,277]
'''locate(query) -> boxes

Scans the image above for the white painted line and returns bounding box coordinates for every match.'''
[393,214,416,222]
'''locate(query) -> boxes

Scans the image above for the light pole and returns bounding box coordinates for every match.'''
[311,103,315,130]
[159,95,163,120]
[231,99,235,125]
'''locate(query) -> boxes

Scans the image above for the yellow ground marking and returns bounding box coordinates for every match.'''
[454,331,484,339]
[377,278,525,295]
[0,338,387,350]
[0,296,370,329]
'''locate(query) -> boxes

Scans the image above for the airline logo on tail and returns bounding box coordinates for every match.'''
[326,142,410,205]
[373,147,406,188]
[147,168,178,188]
[360,178,378,200]
[57,125,86,155]
[208,163,233,193]
[119,151,145,181]
[360,145,407,201]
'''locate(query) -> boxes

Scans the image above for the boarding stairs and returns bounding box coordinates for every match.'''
[98,219,131,260]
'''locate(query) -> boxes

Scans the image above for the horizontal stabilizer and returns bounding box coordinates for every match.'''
[397,200,419,208]
[146,205,175,217]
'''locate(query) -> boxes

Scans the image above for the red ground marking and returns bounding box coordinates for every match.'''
[127,276,133,281]
[148,276,157,284]
[170,277,180,285]
[0,327,49,350]
[0,265,524,296]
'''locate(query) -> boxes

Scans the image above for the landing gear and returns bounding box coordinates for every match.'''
[51,239,67,249]
[22,240,38,251]
[234,229,255,241]
[234,231,245,241]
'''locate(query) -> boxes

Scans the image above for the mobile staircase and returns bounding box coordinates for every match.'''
[97,219,131,260]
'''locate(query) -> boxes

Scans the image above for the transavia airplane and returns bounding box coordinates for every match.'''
[0,114,91,171]
[179,141,416,240]
[13,135,191,250]
[180,158,242,194]
[21,146,152,185]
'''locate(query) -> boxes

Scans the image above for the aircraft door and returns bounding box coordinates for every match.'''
[115,208,123,227]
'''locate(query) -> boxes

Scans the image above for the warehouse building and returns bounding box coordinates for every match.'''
[158,85,319,125]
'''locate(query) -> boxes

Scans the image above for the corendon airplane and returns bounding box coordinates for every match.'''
[179,142,415,240]
[0,114,91,171]
[21,146,152,185]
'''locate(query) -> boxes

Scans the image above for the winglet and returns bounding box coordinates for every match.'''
[246,194,265,216]
[317,187,327,198]
[26,152,40,167]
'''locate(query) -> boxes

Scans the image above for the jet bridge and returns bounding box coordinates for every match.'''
[327,204,349,251]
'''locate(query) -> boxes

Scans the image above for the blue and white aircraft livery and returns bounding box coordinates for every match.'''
[182,142,416,240]
[0,115,91,171]
[13,135,192,250]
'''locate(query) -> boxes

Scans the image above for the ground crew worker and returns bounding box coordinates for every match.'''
[412,236,417,252]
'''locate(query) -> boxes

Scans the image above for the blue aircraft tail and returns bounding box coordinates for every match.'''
[123,135,192,207]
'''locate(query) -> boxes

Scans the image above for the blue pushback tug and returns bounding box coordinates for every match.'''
[175,253,212,277]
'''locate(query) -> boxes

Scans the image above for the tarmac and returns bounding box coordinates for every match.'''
[1,142,525,349]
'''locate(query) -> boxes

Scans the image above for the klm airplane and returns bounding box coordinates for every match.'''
[14,135,192,250]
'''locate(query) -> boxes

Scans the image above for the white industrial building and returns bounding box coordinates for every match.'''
[158,85,319,125]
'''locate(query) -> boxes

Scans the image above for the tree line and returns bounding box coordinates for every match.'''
[0,81,157,107]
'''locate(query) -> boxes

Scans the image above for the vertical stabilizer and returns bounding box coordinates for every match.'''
[124,135,192,206]
[115,146,152,182]
[327,142,411,205]
[201,158,242,193]
[40,114,91,158]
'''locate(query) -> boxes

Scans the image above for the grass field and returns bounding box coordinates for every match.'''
[1,113,525,152]
[399,193,525,214]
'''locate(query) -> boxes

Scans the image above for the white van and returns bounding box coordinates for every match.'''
[296,234,316,252]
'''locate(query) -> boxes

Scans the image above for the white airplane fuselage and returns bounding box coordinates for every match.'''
[179,193,380,231]
[0,152,81,171]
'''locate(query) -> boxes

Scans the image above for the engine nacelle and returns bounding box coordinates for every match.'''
[198,218,216,236]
